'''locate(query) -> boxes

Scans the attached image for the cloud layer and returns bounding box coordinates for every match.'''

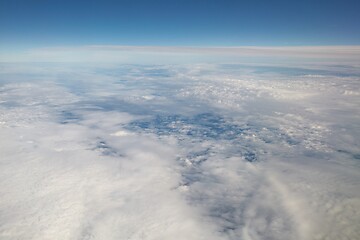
[0,62,360,239]
[2,45,360,65]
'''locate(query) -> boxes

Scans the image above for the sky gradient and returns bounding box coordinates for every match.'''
[1,0,360,51]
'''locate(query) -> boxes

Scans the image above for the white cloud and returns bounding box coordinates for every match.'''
[0,62,359,239]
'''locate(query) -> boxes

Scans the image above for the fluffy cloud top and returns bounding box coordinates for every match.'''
[0,62,359,240]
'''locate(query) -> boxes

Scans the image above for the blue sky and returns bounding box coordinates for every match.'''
[1,0,360,50]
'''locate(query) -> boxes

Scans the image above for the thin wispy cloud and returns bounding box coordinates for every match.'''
[2,45,360,64]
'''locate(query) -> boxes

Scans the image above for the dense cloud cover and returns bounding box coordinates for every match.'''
[0,62,359,240]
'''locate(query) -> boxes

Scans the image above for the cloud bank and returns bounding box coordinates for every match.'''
[0,61,359,240]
